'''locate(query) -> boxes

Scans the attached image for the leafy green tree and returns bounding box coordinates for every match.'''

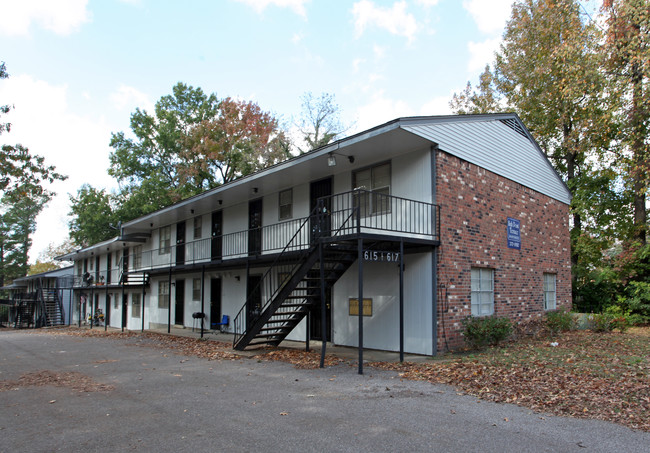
[68,185,119,247]
[108,82,220,215]
[0,63,66,287]
[296,92,349,152]
[449,65,504,114]
[602,0,650,245]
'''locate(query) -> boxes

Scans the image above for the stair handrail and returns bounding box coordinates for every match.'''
[232,195,361,348]
[232,204,322,346]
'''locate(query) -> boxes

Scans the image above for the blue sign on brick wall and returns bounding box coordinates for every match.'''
[507,217,521,250]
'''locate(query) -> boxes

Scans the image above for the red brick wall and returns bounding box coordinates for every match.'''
[435,151,572,350]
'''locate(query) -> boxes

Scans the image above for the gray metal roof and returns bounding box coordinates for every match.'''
[400,115,571,205]
[120,114,570,234]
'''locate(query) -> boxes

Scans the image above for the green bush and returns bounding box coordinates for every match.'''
[592,313,615,332]
[617,281,650,321]
[462,316,513,349]
[545,309,575,335]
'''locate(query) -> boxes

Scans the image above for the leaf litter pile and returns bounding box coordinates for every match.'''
[42,326,650,431]
[0,370,114,393]
[373,329,650,432]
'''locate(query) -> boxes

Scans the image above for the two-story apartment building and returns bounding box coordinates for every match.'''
[59,114,572,356]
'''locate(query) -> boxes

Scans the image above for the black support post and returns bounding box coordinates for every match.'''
[104,285,108,332]
[167,267,172,333]
[141,275,146,332]
[319,241,327,368]
[399,239,404,362]
[358,237,364,375]
[200,265,205,338]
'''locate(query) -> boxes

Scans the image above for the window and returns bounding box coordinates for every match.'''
[113,293,119,309]
[353,162,391,216]
[471,268,494,316]
[158,281,170,309]
[544,273,556,310]
[192,278,201,301]
[279,189,293,220]
[193,216,202,240]
[159,226,171,255]
[133,245,143,269]
[132,293,141,318]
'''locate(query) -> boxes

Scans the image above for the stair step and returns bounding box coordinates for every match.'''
[270,310,305,316]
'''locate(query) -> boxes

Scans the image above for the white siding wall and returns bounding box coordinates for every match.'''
[332,253,433,355]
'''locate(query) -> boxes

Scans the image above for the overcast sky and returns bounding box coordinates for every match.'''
[0,0,599,262]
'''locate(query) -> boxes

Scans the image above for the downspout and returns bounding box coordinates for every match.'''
[431,144,438,356]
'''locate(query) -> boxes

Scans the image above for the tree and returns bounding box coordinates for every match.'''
[449,65,504,114]
[492,0,614,284]
[296,92,349,152]
[0,63,66,287]
[108,82,220,215]
[602,0,650,245]
[68,185,119,247]
[182,97,291,186]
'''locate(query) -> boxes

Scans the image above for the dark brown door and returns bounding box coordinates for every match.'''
[211,211,223,260]
[176,221,186,265]
[248,199,263,255]
[310,177,332,241]
[175,279,185,325]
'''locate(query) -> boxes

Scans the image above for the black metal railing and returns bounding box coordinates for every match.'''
[328,189,439,239]
[232,205,324,345]
[110,190,439,277]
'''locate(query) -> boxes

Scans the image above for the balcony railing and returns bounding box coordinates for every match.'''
[113,189,440,274]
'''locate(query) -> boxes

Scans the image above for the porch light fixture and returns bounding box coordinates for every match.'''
[218,200,223,205]
[328,152,354,167]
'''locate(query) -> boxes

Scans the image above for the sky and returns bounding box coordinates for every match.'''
[0,0,595,263]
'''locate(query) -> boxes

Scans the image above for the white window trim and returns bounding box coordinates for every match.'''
[471,267,494,317]
[544,273,557,311]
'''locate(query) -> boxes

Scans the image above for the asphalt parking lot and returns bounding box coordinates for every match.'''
[1,329,648,453]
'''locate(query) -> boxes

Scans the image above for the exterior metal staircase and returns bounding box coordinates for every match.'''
[37,278,65,327]
[233,199,358,350]
[233,244,356,350]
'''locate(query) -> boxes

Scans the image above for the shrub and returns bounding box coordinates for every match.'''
[545,309,575,336]
[592,313,614,332]
[462,316,513,349]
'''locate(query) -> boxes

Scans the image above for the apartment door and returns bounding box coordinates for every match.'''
[248,199,263,255]
[211,210,223,260]
[310,177,332,241]
[246,275,262,329]
[176,221,186,265]
[175,279,185,325]
[210,278,222,328]
[310,288,332,341]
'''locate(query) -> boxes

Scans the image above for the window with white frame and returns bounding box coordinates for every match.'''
[353,162,391,216]
[192,278,201,301]
[113,293,120,309]
[193,216,202,240]
[132,293,141,318]
[158,281,170,309]
[279,189,293,221]
[471,268,494,316]
[159,226,171,255]
[544,273,556,310]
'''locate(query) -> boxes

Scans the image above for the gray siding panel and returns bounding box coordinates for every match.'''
[403,120,571,205]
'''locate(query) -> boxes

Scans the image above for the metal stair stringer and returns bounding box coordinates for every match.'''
[233,246,321,350]
[235,244,357,350]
